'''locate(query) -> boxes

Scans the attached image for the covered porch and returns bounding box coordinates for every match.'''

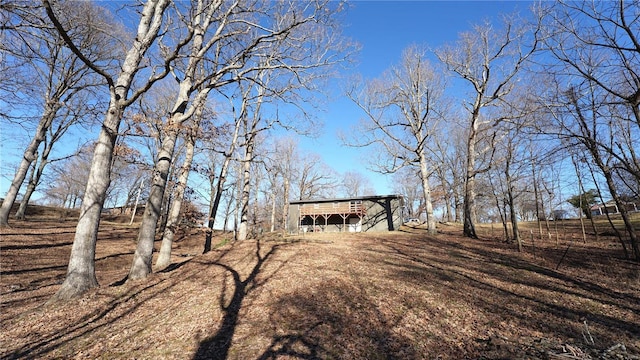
[299,200,366,233]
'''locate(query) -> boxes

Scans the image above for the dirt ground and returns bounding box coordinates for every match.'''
[1,209,639,359]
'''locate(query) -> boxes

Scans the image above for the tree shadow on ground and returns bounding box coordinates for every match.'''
[1,218,208,359]
[0,241,75,250]
[157,258,193,273]
[377,234,640,353]
[192,239,285,360]
[256,279,422,360]
[4,274,185,359]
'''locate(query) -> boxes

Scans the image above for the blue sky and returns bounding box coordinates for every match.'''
[0,1,534,201]
[302,1,534,195]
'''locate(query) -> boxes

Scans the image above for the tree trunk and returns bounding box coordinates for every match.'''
[541,181,552,235]
[16,133,55,219]
[602,167,640,260]
[156,129,196,269]
[571,156,598,243]
[237,139,253,241]
[15,161,43,220]
[269,189,276,232]
[587,157,629,258]
[454,191,462,223]
[157,162,175,235]
[504,151,521,250]
[489,175,508,242]
[223,195,232,233]
[463,175,478,238]
[129,179,144,225]
[15,154,38,220]
[282,176,290,234]
[463,119,478,238]
[251,169,261,237]
[129,126,178,280]
[129,60,213,278]
[0,105,57,226]
[507,183,521,251]
[418,153,437,235]
[50,103,122,301]
[531,152,544,239]
[233,163,241,238]
[435,166,452,223]
[443,192,453,223]
[204,161,229,252]
[571,155,588,243]
[204,119,241,252]
[500,201,510,242]
[204,170,217,253]
[49,0,171,301]
[587,199,600,242]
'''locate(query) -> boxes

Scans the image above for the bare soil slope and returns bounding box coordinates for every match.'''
[1,213,639,359]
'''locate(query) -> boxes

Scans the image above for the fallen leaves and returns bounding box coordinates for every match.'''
[1,217,639,359]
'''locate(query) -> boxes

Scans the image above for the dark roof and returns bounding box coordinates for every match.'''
[289,194,403,205]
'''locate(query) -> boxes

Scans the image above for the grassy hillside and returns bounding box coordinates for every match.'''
[1,207,639,359]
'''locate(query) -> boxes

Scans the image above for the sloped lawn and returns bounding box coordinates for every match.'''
[1,218,639,359]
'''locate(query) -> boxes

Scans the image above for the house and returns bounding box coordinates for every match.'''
[287,195,404,234]
[590,199,639,216]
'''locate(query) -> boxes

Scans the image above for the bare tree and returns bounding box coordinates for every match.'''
[203,96,243,252]
[569,152,592,244]
[250,157,266,237]
[236,89,264,241]
[538,0,640,192]
[0,1,115,226]
[391,167,423,220]
[548,85,640,260]
[490,79,547,250]
[540,1,640,133]
[538,1,640,260]
[260,136,297,234]
[495,124,531,251]
[346,46,444,235]
[340,171,375,198]
[41,147,92,208]
[279,139,298,233]
[295,153,338,201]
[130,0,253,278]
[612,165,640,202]
[155,111,202,270]
[203,94,248,250]
[44,0,177,301]
[262,150,283,233]
[13,100,92,220]
[435,15,538,238]
[131,0,349,270]
[105,142,149,214]
[231,3,349,241]
[428,119,467,223]
[128,2,223,278]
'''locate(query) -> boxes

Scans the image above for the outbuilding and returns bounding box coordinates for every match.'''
[287,194,404,234]
[590,199,639,216]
